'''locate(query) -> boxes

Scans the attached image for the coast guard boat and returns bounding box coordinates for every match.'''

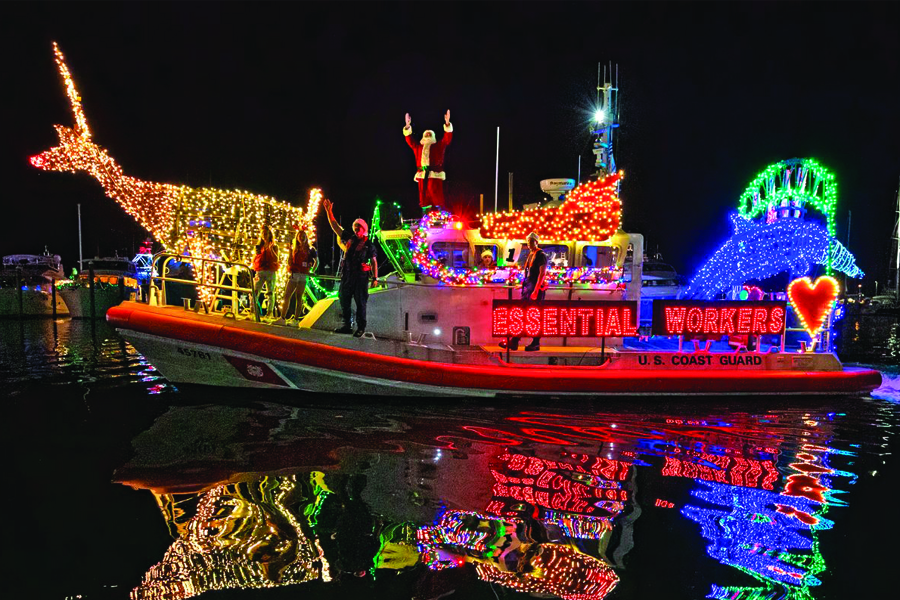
[26,43,878,396]
[105,76,879,397]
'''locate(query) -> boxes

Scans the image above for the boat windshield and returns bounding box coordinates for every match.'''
[85,260,136,273]
[431,242,470,269]
[519,245,569,268]
[581,246,618,269]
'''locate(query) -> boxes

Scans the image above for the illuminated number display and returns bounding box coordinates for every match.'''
[651,300,787,336]
[492,301,639,338]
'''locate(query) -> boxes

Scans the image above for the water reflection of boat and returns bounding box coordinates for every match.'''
[57,256,139,318]
[0,253,68,317]
[116,401,856,600]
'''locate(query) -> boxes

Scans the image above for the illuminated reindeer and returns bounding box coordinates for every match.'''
[30,42,322,308]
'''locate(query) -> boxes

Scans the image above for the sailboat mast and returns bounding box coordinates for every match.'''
[894,178,900,302]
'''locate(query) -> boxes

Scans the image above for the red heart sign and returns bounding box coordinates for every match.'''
[787,276,840,338]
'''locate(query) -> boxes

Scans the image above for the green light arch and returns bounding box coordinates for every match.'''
[737,158,838,238]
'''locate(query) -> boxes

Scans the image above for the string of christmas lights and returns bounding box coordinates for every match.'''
[738,158,838,237]
[475,544,619,600]
[682,481,827,589]
[31,43,322,307]
[411,210,624,288]
[787,276,840,341]
[133,476,328,599]
[687,213,862,300]
[480,172,623,242]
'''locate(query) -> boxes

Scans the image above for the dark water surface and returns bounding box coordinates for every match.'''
[2,318,899,600]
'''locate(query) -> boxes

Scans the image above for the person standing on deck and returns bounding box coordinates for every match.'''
[251,224,279,319]
[324,199,378,337]
[500,232,547,352]
[403,110,453,211]
[275,228,318,326]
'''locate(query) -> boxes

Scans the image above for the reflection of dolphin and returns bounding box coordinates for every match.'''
[686,213,863,299]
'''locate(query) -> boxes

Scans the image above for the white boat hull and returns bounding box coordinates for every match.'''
[58,287,136,318]
[0,289,68,317]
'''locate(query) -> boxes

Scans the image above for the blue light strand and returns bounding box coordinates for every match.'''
[687,214,863,299]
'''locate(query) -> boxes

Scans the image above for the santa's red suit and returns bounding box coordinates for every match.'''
[404,122,453,208]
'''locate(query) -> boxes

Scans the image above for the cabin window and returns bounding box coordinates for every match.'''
[581,246,618,269]
[519,244,569,267]
[431,243,470,268]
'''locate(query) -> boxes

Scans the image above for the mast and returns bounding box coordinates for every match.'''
[892,178,900,302]
[77,203,83,272]
[591,62,619,180]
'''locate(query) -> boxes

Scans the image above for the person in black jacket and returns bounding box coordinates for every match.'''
[324,198,378,337]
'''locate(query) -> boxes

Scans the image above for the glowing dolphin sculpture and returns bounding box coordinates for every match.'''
[686,213,863,299]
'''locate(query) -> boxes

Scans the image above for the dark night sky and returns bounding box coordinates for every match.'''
[2,1,898,288]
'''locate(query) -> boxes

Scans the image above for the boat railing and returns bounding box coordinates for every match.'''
[315,273,625,296]
[143,254,826,351]
[149,252,263,322]
[149,252,626,319]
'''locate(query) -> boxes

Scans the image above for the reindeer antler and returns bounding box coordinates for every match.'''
[53,42,92,140]
[302,188,324,243]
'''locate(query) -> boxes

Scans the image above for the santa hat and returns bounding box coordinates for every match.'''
[527,232,540,244]
[481,249,494,259]
[420,130,436,145]
[353,218,369,236]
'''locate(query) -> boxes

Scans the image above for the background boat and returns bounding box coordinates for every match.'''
[57,256,139,318]
[0,253,68,317]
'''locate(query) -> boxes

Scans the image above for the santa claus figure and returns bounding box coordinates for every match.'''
[403,110,453,210]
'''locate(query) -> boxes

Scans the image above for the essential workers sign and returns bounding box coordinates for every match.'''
[492,301,640,338]
[651,301,787,336]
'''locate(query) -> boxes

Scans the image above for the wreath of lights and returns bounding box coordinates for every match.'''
[787,276,840,341]
[411,210,623,288]
[30,43,322,306]
[416,509,522,570]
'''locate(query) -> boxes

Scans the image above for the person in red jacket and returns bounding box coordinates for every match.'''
[276,228,318,325]
[403,110,453,210]
[251,224,279,318]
